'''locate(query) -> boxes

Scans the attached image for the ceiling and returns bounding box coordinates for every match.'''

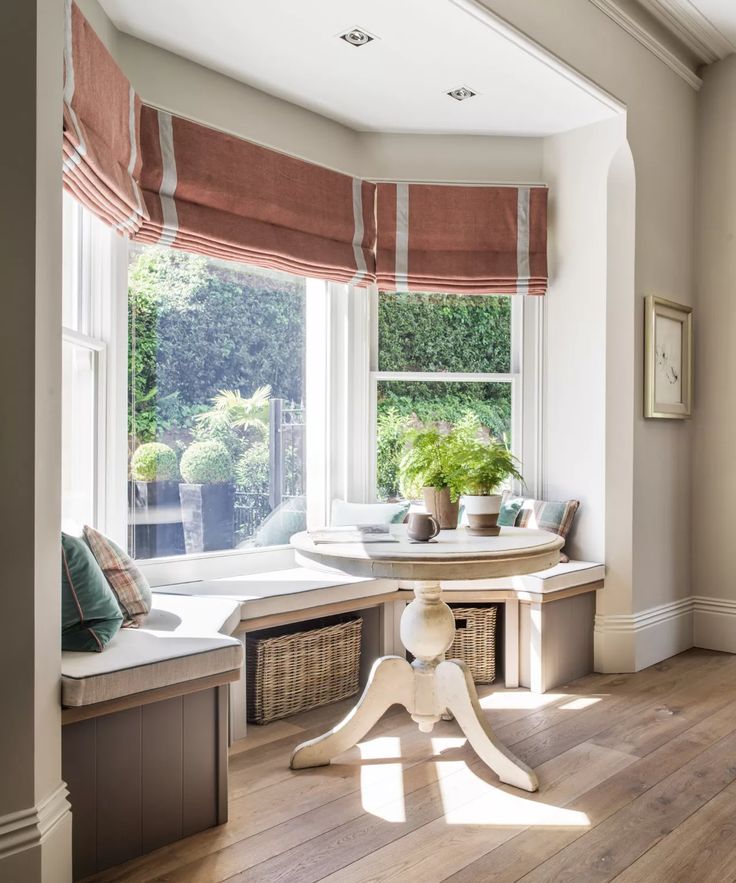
[98,0,618,137]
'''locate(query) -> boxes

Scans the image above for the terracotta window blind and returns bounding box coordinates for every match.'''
[375,183,548,295]
[135,106,376,285]
[63,0,144,234]
[63,3,548,295]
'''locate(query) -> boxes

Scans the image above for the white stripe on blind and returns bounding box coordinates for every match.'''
[349,177,367,286]
[395,183,409,290]
[62,0,86,172]
[157,110,179,246]
[116,84,145,233]
[516,186,530,296]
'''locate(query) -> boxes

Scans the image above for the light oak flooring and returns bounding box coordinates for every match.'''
[88,649,736,883]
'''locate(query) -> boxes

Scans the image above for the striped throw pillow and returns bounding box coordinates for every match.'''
[83,526,152,626]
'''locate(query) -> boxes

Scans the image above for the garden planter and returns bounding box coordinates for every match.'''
[128,480,185,558]
[422,486,459,530]
[179,482,235,553]
[462,493,502,536]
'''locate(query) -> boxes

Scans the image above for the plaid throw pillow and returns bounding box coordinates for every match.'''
[83,526,152,626]
[498,493,579,562]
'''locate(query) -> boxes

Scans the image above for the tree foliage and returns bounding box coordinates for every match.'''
[128,247,304,446]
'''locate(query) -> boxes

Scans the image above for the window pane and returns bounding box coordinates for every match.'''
[127,245,307,558]
[376,380,512,501]
[378,291,511,373]
[62,342,97,529]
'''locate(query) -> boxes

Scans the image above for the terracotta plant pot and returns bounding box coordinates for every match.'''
[422,486,459,530]
[462,493,503,536]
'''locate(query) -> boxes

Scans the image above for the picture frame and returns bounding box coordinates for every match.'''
[644,295,693,419]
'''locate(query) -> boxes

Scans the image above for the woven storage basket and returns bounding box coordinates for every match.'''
[447,605,498,684]
[246,615,362,725]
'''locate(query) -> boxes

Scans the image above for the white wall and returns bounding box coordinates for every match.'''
[692,55,736,652]
[542,117,628,564]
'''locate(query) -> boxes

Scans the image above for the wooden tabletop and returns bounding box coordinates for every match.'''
[291,526,563,582]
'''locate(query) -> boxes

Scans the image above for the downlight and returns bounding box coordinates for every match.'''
[447,86,477,101]
[339,27,375,47]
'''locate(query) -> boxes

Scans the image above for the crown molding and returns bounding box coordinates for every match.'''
[589,0,703,89]
[637,0,734,63]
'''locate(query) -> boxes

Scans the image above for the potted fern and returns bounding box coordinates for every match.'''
[447,415,523,536]
[398,426,465,529]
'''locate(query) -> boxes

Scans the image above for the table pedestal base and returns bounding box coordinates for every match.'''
[290,580,538,793]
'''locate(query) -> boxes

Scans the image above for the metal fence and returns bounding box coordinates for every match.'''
[235,399,305,543]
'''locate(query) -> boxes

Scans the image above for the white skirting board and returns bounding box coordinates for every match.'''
[693,596,736,653]
[0,783,72,882]
[592,595,736,672]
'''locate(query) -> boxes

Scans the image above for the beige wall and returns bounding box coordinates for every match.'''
[693,55,736,651]
[1,0,72,879]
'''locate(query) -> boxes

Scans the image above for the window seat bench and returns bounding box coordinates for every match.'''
[154,560,604,738]
[61,593,243,880]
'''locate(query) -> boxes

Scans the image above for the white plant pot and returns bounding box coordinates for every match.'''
[462,493,502,536]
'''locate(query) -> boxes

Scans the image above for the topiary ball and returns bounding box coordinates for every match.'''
[180,440,233,485]
[130,442,179,482]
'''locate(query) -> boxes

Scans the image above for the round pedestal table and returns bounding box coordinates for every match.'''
[289,526,563,792]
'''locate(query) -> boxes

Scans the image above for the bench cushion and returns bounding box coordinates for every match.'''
[441,560,604,594]
[155,567,396,620]
[61,594,242,707]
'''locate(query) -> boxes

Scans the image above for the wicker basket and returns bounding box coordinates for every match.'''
[246,615,362,725]
[447,605,498,684]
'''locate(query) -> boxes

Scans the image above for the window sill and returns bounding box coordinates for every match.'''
[137,544,296,587]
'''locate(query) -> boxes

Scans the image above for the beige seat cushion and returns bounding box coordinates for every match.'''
[155,567,397,620]
[61,594,243,707]
[441,560,604,594]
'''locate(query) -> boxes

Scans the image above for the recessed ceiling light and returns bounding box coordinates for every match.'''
[447,87,477,101]
[339,27,375,48]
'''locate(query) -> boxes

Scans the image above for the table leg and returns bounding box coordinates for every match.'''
[290,656,413,769]
[289,579,538,792]
[436,659,538,792]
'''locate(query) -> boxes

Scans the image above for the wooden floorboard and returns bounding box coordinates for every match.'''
[84,649,736,883]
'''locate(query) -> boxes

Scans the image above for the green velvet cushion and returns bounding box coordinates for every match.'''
[61,533,123,652]
[497,493,524,527]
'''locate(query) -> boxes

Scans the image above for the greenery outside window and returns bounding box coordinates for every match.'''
[127,244,308,560]
[373,291,521,501]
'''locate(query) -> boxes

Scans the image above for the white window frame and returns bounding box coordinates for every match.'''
[62,195,128,539]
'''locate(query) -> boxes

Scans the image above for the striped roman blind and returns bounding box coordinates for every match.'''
[135,107,376,286]
[375,183,548,295]
[63,0,144,234]
[63,3,548,295]
[62,2,376,287]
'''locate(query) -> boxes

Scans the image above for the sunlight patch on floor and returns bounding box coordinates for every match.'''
[358,737,406,822]
[480,691,566,711]
[431,737,467,754]
[559,697,602,710]
[435,761,591,827]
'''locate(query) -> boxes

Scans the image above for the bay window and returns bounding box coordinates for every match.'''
[61,193,542,578]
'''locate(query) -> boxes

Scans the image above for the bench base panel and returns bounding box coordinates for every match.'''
[63,684,228,880]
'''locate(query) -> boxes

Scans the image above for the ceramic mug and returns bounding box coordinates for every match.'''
[407,512,441,542]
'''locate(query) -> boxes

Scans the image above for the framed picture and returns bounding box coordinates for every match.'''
[644,296,693,419]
